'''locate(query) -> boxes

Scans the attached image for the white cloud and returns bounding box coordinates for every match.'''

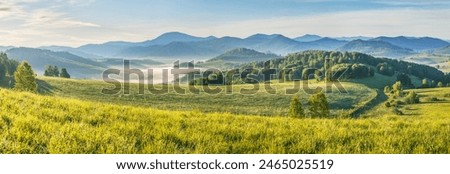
[0,0,101,47]
[57,0,95,6]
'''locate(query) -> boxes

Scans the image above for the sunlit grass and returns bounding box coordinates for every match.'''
[38,77,376,116]
[1,86,449,154]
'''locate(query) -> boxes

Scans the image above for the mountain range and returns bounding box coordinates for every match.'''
[1,32,450,79]
[30,32,448,60]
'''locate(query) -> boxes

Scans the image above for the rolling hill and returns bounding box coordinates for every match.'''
[139,31,216,46]
[206,48,281,63]
[294,34,322,42]
[6,48,106,78]
[371,36,449,51]
[0,46,14,52]
[80,32,217,58]
[337,40,415,58]
[39,45,105,59]
[1,76,450,153]
[434,45,450,55]
[302,37,348,50]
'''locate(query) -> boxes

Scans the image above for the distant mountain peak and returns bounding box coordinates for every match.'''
[294,34,323,42]
[247,33,279,39]
[156,31,194,38]
[207,48,281,63]
[140,32,214,46]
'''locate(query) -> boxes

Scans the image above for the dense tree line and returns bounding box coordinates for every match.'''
[0,53,19,87]
[240,50,447,84]
[1,53,39,92]
[187,50,449,86]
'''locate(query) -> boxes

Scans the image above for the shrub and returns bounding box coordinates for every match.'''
[308,92,330,118]
[404,91,420,104]
[288,96,304,118]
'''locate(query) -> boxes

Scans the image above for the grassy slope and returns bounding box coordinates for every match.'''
[37,77,376,116]
[0,87,449,153]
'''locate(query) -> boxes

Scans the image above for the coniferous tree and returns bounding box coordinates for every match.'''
[288,95,304,118]
[14,61,37,92]
[308,92,330,118]
[60,68,71,78]
[44,65,60,77]
[0,53,19,85]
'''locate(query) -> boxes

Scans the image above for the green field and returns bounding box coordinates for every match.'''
[1,83,449,153]
[38,77,376,116]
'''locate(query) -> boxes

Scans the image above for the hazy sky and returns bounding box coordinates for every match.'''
[1,0,450,47]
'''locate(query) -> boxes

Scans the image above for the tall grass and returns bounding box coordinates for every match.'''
[1,87,449,154]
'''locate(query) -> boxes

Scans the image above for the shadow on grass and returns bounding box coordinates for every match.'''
[37,79,59,95]
[400,113,421,116]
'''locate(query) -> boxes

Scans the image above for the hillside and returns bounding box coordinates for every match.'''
[117,41,220,59]
[1,83,449,153]
[139,31,216,46]
[0,46,14,52]
[38,46,104,59]
[207,48,281,63]
[115,33,350,58]
[434,45,450,55]
[294,34,322,42]
[39,77,376,116]
[6,48,106,78]
[196,48,281,69]
[371,36,449,51]
[337,40,415,58]
[302,37,348,50]
[245,50,445,83]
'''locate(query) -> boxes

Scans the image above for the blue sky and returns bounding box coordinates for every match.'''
[1,0,450,47]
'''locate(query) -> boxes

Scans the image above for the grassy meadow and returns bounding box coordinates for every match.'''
[1,77,449,153]
[38,77,376,116]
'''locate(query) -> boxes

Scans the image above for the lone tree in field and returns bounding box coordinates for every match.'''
[14,61,37,92]
[308,92,330,118]
[288,95,304,118]
[60,68,71,78]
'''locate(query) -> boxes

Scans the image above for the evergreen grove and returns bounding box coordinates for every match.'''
[44,65,71,78]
